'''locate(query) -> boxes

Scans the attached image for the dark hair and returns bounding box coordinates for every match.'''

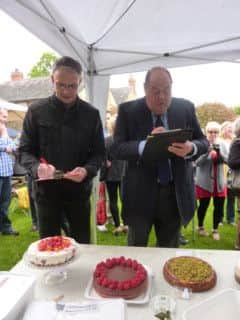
[144,66,172,87]
[52,56,82,74]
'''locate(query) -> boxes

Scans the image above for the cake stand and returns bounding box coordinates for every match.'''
[24,244,80,286]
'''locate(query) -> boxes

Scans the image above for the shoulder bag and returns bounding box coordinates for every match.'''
[227,168,240,195]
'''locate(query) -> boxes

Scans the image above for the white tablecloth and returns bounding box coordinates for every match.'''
[12,244,240,319]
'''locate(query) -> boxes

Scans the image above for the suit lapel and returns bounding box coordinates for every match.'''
[167,99,180,130]
[136,99,153,137]
[167,105,175,130]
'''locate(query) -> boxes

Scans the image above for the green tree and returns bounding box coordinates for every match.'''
[28,52,58,78]
[196,102,237,128]
[233,105,240,116]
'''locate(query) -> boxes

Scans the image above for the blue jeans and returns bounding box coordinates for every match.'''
[226,188,235,223]
[0,176,12,232]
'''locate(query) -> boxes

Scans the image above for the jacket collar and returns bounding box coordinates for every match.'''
[51,94,78,111]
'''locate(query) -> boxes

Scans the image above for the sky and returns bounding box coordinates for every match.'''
[1,9,240,107]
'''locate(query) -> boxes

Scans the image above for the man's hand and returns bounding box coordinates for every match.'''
[5,146,13,154]
[168,140,194,158]
[37,163,56,180]
[151,126,166,134]
[106,160,112,168]
[64,167,87,183]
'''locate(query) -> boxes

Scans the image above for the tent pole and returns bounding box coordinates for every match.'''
[87,45,97,245]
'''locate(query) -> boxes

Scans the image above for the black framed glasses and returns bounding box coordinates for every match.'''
[55,82,79,91]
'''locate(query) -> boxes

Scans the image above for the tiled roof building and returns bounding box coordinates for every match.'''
[0,70,138,129]
[0,77,53,106]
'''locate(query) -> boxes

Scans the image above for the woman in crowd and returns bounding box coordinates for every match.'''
[195,121,228,240]
[100,117,127,235]
[219,121,235,225]
[227,117,240,249]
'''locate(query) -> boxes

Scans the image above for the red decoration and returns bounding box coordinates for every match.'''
[96,182,107,225]
[38,236,70,251]
[94,257,147,290]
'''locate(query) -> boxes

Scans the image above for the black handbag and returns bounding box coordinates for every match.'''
[227,168,240,194]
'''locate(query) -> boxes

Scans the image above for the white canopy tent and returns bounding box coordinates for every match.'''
[0,97,27,112]
[1,0,240,119]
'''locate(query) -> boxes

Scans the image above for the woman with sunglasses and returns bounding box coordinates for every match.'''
[195,121,228,240]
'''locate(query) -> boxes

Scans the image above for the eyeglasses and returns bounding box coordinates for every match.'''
[148,85,171,97]
[55,82,79,91]
[207,130,219,134]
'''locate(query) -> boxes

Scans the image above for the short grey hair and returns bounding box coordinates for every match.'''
[144,66,172,87]
[205,121,221,133]
[52,56,82,75]
[234,117,240,137]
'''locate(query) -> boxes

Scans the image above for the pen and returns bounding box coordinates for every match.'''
[39,157,65,180]
[40,157,48,165]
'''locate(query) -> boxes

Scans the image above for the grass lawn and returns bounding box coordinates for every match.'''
[0,198,238,270]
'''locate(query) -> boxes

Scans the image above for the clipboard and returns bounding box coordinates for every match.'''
[36,170,65,182]
[142,128,193,164]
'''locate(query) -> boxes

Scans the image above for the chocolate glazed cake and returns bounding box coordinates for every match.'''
[93,257,148,299]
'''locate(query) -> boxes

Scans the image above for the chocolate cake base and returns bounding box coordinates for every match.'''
[93,264,148,299]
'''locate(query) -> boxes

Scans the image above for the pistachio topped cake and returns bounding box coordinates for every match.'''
[163,256,217,292]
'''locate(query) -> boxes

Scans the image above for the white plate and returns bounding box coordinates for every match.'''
[182,288,240,320]
[84,265,153,305]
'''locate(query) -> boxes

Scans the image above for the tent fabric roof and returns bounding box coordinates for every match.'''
[0,97,27,112]
[1,0,240,76]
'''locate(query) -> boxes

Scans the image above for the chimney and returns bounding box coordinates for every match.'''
[126,74,137,101]
[128,74,136,95]
[11,69,24,81]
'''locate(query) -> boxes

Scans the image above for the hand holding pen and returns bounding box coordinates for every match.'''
[37,157,56,180]
[38,157,87,182]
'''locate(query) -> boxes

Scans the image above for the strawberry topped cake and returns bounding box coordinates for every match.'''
[93,256,148,299]
[27,236,76,266]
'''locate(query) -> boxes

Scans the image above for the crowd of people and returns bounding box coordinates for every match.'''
[1,56,240,250]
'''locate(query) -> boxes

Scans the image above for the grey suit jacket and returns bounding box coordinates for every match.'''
[112,97,209,226]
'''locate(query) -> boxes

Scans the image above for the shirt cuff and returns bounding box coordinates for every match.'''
[185,142,197,159]
[138,140,146,156]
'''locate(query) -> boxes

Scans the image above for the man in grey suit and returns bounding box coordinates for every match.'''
[112,67,209,247]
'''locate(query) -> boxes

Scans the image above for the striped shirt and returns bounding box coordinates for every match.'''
[0,136,16,177]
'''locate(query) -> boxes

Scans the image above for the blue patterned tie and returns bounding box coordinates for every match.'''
[155,116,171,185]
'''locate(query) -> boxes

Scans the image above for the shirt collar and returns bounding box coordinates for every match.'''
[52,94,78,110]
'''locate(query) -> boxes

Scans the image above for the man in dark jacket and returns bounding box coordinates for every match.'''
[19,56,105,243]
[112,67,209,247]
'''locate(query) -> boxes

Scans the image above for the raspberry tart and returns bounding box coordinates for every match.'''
[27,236,76,266]
[93,256,148,299]
[163,256,217,292]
